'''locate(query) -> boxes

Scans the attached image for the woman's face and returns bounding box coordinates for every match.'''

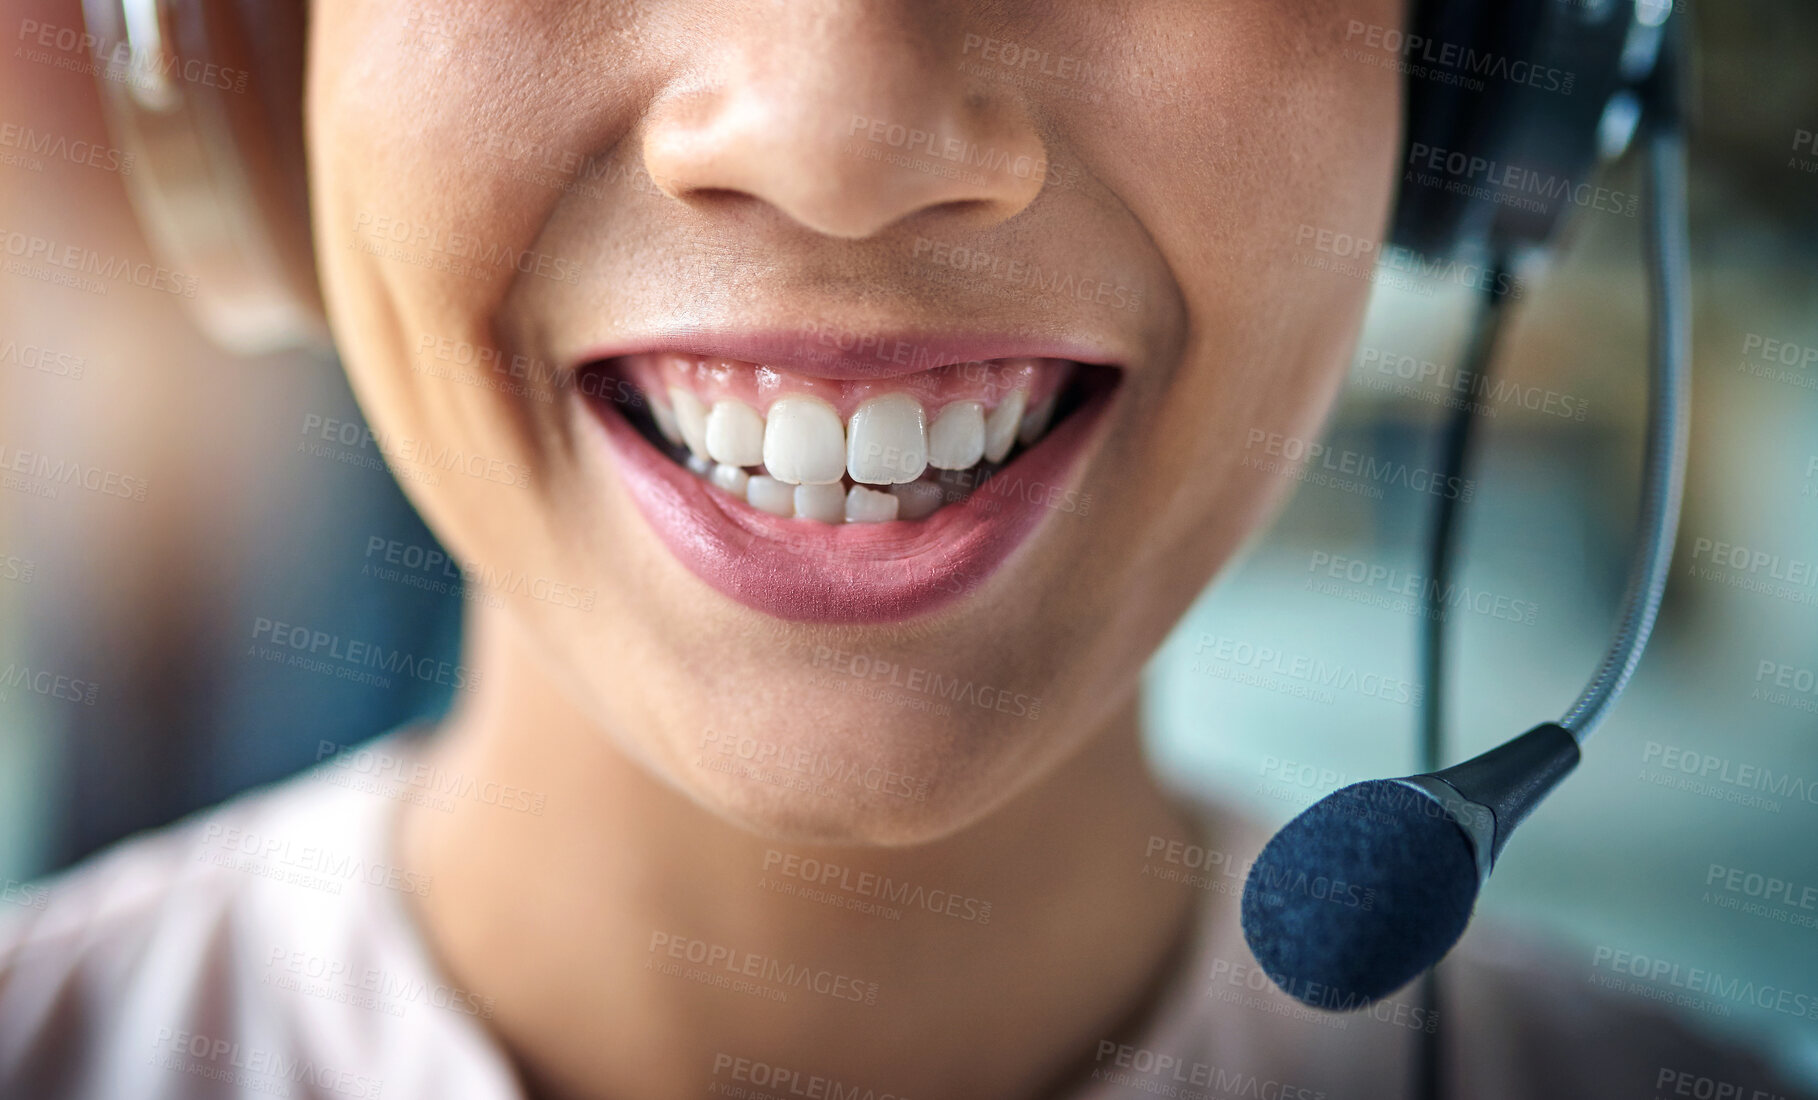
[305,0,1402,844]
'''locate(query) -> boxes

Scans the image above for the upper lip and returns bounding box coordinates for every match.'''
[566,329,1126,381]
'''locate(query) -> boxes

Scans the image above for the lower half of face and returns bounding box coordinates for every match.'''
[306,0,1402,844]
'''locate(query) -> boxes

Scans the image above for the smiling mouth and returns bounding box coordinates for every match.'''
[573,346,1118,622]
[582,353,1112,523]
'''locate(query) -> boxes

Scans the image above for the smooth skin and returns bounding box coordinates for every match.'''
[306,1,1402,1097]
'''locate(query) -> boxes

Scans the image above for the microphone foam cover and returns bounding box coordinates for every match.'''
[1240,779,1480,1008]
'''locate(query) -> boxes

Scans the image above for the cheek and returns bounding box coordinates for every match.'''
[1058,1,1404,411]
[304,4,616,566]
[1044,4,1405,629]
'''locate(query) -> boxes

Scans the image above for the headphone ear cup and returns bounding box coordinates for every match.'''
[1390,0,1512,257]
[82,0,324,354]
[1390,0,1645,261]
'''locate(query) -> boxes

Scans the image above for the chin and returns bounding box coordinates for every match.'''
[649,690,1055,848]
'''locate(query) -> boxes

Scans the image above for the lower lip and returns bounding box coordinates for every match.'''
[580,380,1114,623]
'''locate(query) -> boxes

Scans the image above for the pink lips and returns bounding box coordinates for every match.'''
[574,342,1117,623]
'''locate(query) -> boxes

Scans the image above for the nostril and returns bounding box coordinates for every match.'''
[667,186,759,210]
[927,198,1005,225]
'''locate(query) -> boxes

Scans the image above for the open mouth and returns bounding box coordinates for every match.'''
[575,347,1119,622]
[587,353,1107,523]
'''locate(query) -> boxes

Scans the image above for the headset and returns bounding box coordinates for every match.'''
[1319,4,1689,1098]
[80,2,1691,1098]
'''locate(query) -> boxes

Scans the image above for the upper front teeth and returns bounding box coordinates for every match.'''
[650,378,1066,523]
[762,395,846,485]
[846,393,927,484]
[759,392,986,487]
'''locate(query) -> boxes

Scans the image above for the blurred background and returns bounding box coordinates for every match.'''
[2,0,1814,1090]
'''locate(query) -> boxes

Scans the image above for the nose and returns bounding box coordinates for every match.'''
[641,6,1049,239]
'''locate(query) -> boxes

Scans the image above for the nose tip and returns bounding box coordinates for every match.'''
[641,70,1048,239]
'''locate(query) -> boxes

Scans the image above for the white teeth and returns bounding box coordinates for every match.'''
[1018,392,1056,446]
[891,480,946,520]
[653,371,1067,524]
[794,482,846,524]
[745,474,795,517]
[668,387,711,462]
[845,485,900,523]
[983,389,1026,464]
[763,395,846,485]
[927,401,985,470]
[710,463,749,495]
[705,400,765,467]
[847,393,927,484]
[650,393,683,447]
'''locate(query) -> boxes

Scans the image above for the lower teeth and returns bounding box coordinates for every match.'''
[673,450,1012,524]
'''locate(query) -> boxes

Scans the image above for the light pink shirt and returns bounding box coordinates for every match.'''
[1,743,1806,1099]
